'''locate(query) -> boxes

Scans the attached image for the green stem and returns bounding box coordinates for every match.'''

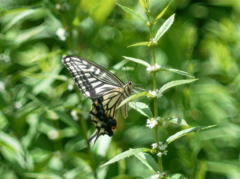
[147,8,163,173]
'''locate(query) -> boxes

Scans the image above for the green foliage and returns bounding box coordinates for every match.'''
[0,0,240,179]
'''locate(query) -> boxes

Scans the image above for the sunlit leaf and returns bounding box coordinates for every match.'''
[127,41,150,48]
[117,3,147,23]
[167,173,187,179]
[161,68,195,78]
[123,56,151,68]
[2,8,46,32]
[154,14,175,42]
[165,117,188,126]
[101,148,151,167]
[138,0,149,12]
[130,102,153,118]
[159,79,198,93]
[166,125,217,144]
[154,0,173,24]
[118,91,150,108]
[134,152,157,172]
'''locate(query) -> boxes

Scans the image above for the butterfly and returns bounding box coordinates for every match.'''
[62,55,132,144]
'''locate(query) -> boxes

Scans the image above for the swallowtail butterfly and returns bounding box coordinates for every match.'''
[62,55,132,143]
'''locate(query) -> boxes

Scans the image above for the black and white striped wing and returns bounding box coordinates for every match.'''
[62,55,124,100]
[62,55,133,144]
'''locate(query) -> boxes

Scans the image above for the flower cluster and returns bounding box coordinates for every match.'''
[148,89,162,98]
[146,63,161,72]
[146,117,161,128]
[151,171,166,179]
[152,141,168,157]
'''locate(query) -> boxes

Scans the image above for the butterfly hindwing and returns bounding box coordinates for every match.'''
[62,55,132,143]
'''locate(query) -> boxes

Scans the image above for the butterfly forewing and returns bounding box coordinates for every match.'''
[62,55,132,143]
[62,56,124,99]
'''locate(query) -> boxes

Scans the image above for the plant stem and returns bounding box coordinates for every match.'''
[147,8,163,173]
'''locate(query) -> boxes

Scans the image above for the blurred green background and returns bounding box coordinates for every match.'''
[0,0,240,179]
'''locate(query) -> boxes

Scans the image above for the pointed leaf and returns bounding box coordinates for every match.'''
[167,173,187,179]
[123,56,151,68]
[159,79,198,93]
[118,91,150,108]
[117,3,147,23]
[154,14,175,42]
[101,148,151,167]
[134,152,157,172]
[130,102,153,118]
[154,1,173,24]
[138,0,149,12]
[128,41,150,48]
[165,117,188,126]
[3,8,45,32]
[166,125,217,144]
[161,68,195,78]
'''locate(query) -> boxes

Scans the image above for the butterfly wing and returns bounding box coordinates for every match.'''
[62,55,132,143]
[89,83,132,143]
[62,55,125,100]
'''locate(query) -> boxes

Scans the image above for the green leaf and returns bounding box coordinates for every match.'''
[118,91,150,108]
[0,131,29,170]
[127,41,150,48]
[130,102,153,118]
[167,173,187,179]
[154,14,175,42]
[14,25,46,45]
[159,79,198,93]
[154,1,173,24]
[138,0,149,12]
[2,8,45,32]
[161,68,195,78]
[101,148,151,167]
[165,117,188,126]
[123,56,151,68]
[55,110,81,130]
[116,3,147,23]
[134,152,157,172]
[166,125,217,144]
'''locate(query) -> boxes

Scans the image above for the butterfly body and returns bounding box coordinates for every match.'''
[62,56,132,143]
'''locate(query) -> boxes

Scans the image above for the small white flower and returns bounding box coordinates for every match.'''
[146,66,153,71]
[148,90,162,98]
[146,118,158,128]
[68,84,74,90]
[71,110,79,120]
[146,63,161,72]
[55,4,61,10]
[152,143,158,149]
[14,101,22,109]
[159,144,167,151]
[48,130,59,140]
[151,173,160,179]
[157,152,163,157]
[163,150,168,155]
[56,28,66,41]
[151,38,157,45]
[149,90,157,96]
[151,171,165,179]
